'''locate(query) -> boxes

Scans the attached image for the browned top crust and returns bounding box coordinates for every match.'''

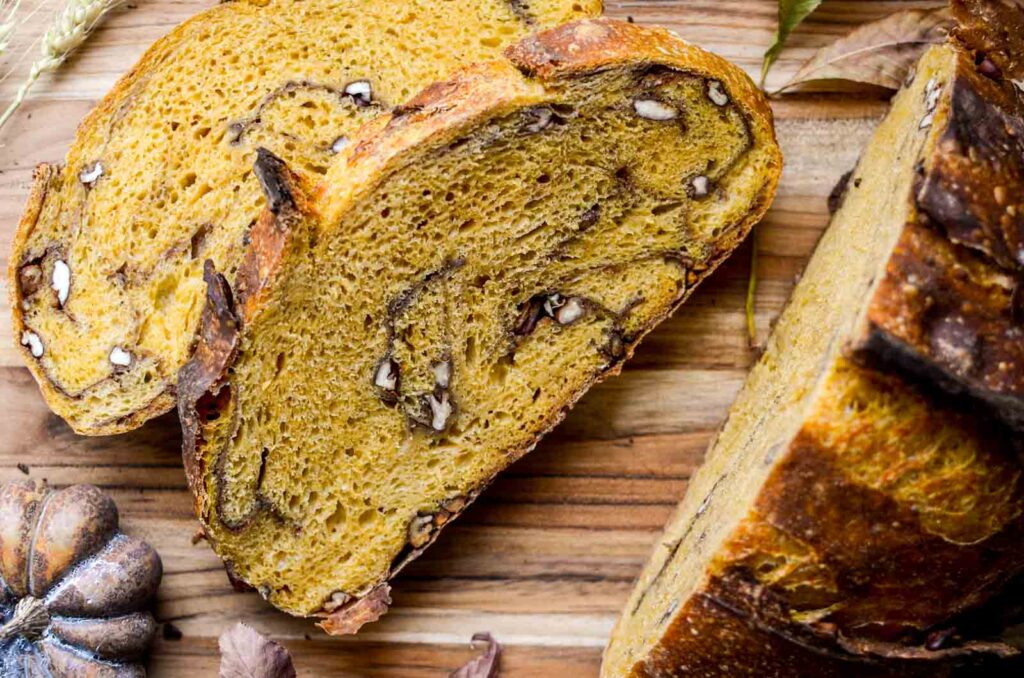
[857,0,1024,430]
[628,357,1024,677]
[646,576,949,678]
[860,218,1024,423]
[916,65,1024,272]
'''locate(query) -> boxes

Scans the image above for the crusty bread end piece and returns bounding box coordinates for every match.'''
[8,0,601,435]
[179,18,781,626]
[604,2,1024,676]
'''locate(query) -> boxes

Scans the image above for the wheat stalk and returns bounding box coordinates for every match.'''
[0,0,122,129]
[0,0,21,56]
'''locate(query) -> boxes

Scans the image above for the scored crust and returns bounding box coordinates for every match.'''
[179,18,781,624]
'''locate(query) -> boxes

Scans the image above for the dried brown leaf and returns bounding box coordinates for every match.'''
[777,7,954,93]
[218,623,296,678]
[317,584,392,635]
[450,633,502,678]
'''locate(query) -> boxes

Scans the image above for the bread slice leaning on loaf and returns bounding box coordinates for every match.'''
[178,18,782,630]
[8,0,601,436]
[604,2,1024,676]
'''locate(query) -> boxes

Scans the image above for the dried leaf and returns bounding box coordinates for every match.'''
[317,584,392,635]
[450,633,502,678]
[761,0,823,86]
[0,0,124,129]
[777,7,954,93]
[218,623,296,678]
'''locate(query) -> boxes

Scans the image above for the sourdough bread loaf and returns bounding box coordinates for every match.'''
[603,2,1024,676]
[179,18,782,628]
[8,0,601,436]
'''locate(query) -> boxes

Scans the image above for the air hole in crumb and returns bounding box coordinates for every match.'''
[652,201,683,216]
[489,355,513,385]
[325,503,347,531]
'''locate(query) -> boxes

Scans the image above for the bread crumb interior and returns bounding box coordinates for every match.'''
[202,65,778,615]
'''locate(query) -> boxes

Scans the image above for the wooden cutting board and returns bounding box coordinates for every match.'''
[0,1,945,675]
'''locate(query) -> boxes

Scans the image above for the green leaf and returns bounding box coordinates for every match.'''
[761,0,823,86]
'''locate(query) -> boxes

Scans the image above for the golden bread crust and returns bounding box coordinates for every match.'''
[179,18,781,621]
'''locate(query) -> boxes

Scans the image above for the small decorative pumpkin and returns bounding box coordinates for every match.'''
[0,481,162,676]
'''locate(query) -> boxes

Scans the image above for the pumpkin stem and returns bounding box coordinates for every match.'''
[0,596,50,641]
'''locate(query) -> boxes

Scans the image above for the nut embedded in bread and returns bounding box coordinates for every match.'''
[179,18,782,627]
[604,4,1024,675]
[7,0,602,436]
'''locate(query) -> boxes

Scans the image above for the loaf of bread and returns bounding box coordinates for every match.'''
[178,18,781,629]
[604,2,1024,676]
[8,0,601,436]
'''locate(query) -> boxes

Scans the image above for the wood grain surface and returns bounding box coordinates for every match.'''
[0,1,944,675]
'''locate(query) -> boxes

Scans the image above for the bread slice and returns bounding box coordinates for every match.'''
[604,3,1024,676]
[8,0,601,436]
[178,18,781,628]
